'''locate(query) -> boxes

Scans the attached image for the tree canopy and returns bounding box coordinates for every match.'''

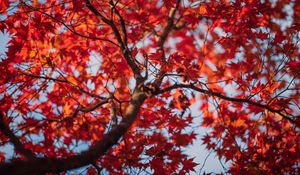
[0,0,300,174]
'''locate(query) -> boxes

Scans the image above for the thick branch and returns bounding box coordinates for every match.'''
[48,99,109,122]
[157,0,181,60]
[78,100,109,112]
[109,0,127,44]
[109,98,118,127]
[0,112,36,160]
[154,83,300,126]
[0,90,146,175]
[150,0,181,88]
[86,0,141,78]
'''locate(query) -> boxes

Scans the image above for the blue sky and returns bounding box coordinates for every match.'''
[0,30,10,58]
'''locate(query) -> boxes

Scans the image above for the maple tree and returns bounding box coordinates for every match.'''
[0,0,300,174]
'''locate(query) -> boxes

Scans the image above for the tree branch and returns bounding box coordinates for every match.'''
[157,0,181,60]
[109,97,118,127]
[21,1,119,47]
[86,0,142,79]
[154,83,300,126]
[0,112,36,160]
[78,100,109,113]
[109,0,127,44]
[20,71,106,100]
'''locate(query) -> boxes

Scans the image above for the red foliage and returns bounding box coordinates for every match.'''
[0,0,299,174]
